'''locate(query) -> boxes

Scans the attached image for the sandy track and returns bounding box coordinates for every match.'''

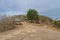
[0,22,60,40]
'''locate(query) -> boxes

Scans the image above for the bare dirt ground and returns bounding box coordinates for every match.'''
[0,22,60,40]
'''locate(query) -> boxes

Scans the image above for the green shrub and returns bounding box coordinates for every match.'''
[53,20,60,28]
[26,9,40,23]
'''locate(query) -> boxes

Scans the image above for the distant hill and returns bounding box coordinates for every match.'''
[39,15,53,24]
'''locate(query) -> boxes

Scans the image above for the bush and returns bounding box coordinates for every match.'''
[26,9,40,23]
[0,16,15,32]
[53,20,60,28]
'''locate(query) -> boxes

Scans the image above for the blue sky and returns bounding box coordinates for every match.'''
[0,0,60,19]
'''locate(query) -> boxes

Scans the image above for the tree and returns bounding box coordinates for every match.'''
[26,9,40,23]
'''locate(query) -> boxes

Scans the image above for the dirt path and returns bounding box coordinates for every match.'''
[0,22,60,40]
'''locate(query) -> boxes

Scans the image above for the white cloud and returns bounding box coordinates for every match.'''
[0,0,60,12]
[0,0,60,16]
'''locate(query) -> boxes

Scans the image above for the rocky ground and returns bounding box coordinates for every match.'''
[0,22,60,40]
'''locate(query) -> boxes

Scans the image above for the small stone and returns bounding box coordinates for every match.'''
[43,26,48,28]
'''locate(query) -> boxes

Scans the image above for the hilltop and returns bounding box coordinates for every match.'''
[11,15,53,25]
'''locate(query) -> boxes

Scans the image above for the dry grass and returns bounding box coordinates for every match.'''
[0,17,15,32]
